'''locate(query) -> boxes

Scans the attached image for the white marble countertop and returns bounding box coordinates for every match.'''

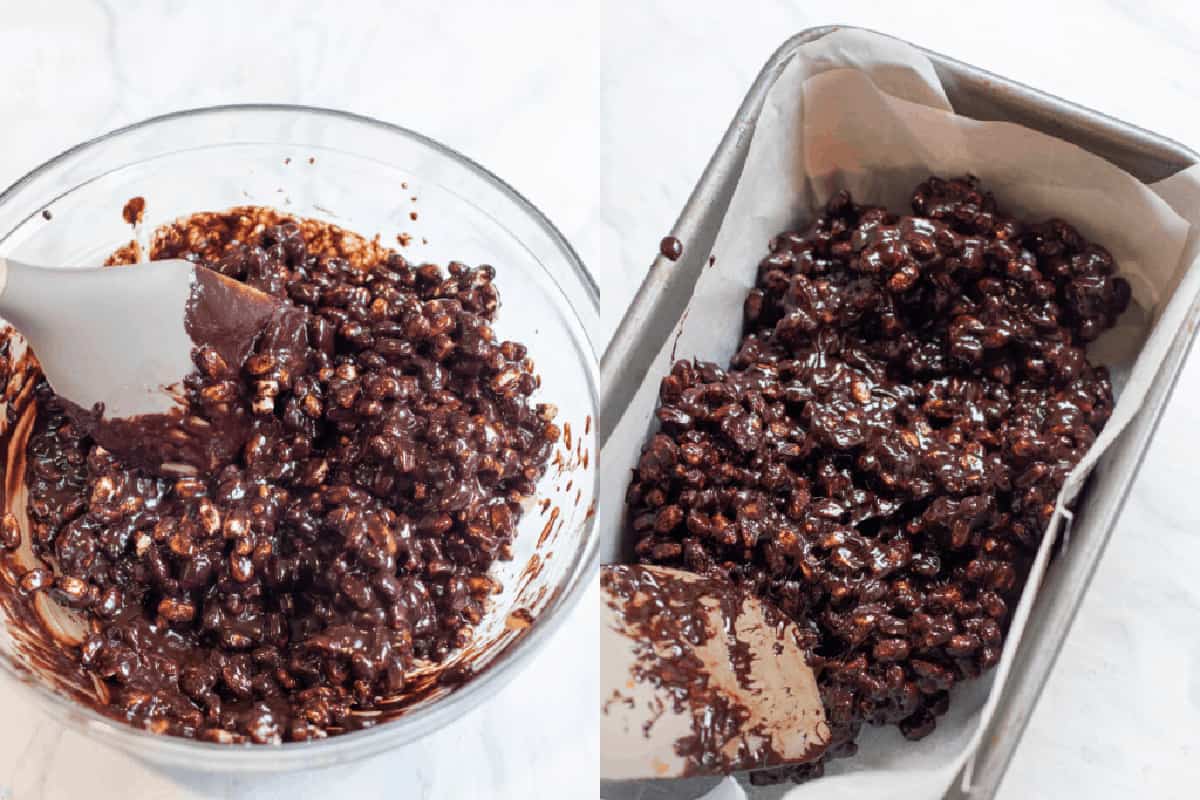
[0,1,1198,798]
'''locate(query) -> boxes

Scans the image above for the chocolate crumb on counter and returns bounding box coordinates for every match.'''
[21,205,559,743]
[625,176,1129,781]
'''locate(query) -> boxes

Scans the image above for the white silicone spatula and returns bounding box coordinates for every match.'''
[0,256,282,474]
[600,564,830,781]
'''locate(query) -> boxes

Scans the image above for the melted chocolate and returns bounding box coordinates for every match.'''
[122,196,146,226]
[602,564,818,776]
[660,236,683,262]
[62,268,289,479]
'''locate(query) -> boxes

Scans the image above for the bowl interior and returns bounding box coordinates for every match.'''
[0,107,598,770]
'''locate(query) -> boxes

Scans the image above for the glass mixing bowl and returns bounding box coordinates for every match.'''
[0,105,599,772]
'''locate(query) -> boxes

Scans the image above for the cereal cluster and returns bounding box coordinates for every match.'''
[625,177,1128,775]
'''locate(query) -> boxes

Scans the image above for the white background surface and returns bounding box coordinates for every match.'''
[0,1,1197,798]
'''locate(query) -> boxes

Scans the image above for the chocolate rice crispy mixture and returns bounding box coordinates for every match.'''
[14,207,558,743]
[625,177,1130,781]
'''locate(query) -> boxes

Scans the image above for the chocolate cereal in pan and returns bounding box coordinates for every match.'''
[625,176,1129,781]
